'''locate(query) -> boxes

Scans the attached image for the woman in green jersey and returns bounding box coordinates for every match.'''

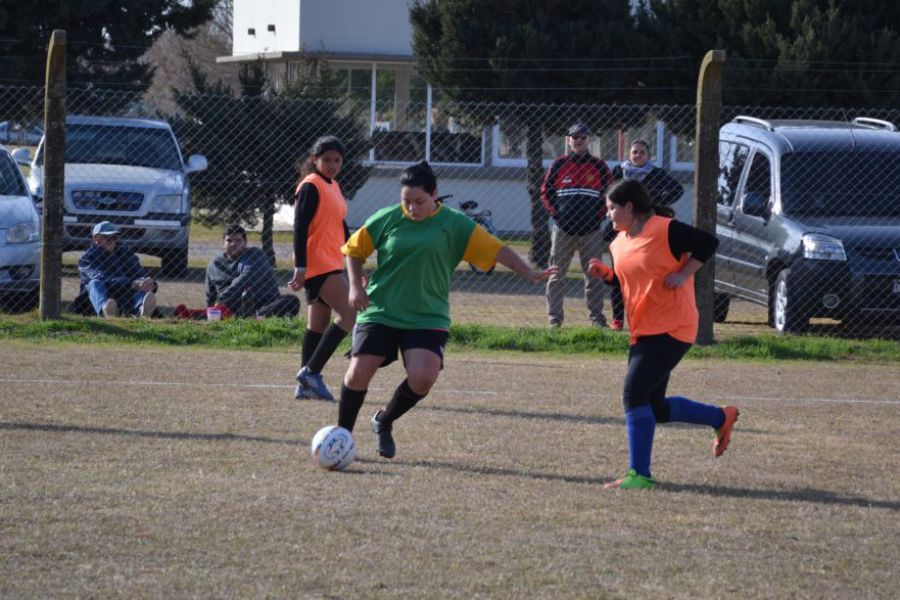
[336,161,556,458]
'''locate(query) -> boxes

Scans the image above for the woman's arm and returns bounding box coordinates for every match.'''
[495,246,557,283]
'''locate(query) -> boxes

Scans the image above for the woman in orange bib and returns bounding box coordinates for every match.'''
[587,179,739,490]
[287,136,356,401]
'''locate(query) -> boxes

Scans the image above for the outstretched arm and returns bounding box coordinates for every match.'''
[495,246,557,283]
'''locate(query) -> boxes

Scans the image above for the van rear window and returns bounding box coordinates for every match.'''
[782,151,900,217]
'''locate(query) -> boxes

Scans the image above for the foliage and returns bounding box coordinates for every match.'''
[2,315,899,363]
[637,0,900,107]
[172,59,371,261]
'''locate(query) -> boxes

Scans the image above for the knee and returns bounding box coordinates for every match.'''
[651,401,671,423]
[344,362,375,390]
[406,370,438,395]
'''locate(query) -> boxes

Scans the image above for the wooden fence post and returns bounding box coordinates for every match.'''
[39,29,66,320]
[693,50,725,345]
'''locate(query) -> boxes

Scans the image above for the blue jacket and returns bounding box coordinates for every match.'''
[78,245,149,292]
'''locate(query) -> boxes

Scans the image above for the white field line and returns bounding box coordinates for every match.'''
[0,377,898,405]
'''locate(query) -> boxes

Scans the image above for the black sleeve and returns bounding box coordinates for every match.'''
[293,182,319,269]
[667,220,719,263]
[343,220,350,242]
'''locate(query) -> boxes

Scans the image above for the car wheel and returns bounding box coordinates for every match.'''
[714,293,730,323]
[161,249,188,278]
[771,269,808,334]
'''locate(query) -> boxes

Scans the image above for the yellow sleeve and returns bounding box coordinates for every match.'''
[463,224,504,271]
[341,226,375,261]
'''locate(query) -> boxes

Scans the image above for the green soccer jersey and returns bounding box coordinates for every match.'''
[346,204,497,330]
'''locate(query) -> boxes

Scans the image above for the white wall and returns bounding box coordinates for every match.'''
[233,0,301,54]
[274,172,694,234]
[232,0,413,58]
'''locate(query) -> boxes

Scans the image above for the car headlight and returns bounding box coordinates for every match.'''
[6,222,40,244]
[150,194,183,213]
[802,233,846,261]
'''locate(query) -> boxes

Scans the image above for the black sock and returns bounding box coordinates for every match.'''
[379,379,427,426]
[338,384,367,431]
[306,323,349,373]
[300,329,323,367]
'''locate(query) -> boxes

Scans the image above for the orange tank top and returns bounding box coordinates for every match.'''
[297,173,348,278]
[610,215,698,345]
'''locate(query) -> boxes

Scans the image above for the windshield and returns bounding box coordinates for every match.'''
[0,154,28,196]
[781,151,900,217]
[37,123,183,171]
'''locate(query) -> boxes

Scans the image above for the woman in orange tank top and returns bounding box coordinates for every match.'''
[587,179,740,490]
[287,136,356,401]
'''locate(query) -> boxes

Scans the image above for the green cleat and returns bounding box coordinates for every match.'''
[604,469,656,490]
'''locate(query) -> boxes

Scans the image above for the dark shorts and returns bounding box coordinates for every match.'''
[304,270,343,305]
[350,322,449,369]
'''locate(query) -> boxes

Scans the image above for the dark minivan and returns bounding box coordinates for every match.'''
[715,116,900,333]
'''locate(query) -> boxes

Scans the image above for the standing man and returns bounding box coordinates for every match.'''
[205,224,300,318]
[541,122,614,328]
[78,221,157,318]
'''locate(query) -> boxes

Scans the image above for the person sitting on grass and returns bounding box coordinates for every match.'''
[203,224,300,318]
[77,221,157,318]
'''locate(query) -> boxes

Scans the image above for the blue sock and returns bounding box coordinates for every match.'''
[626,405,655,478]
[666,396,725,428]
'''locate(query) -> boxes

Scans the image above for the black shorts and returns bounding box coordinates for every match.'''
[304,270,343,305]
[350,322,449,369]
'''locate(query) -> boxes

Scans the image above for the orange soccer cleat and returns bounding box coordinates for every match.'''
[713,405,740,457]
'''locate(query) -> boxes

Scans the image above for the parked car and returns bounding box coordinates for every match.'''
[714,116,900,333]
[12,115,207,276]
[0,147,40,310]
[0,121,43,146]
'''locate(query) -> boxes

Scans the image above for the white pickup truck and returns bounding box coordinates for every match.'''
[13,115,206,276]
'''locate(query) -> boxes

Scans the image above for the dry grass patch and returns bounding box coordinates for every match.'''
[1,343,898,598]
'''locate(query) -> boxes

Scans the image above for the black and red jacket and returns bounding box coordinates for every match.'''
[541,153,613,235]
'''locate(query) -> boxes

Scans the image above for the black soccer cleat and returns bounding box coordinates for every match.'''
[371,410,396,458]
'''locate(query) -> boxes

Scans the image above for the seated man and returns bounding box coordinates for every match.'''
[78,221,157,318]
[204,224,300,318]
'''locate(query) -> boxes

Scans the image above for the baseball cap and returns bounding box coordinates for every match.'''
[92,221,120,236]
[567,123,591,137]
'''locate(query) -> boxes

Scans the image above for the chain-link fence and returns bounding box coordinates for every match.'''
[2,83,899,337]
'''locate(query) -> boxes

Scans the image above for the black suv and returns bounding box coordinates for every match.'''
[715,116,900,333]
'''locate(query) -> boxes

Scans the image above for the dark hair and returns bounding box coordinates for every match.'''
[224,224,247,239]
[606,178,674,217]
[298,135,346,179]
[400,160,437,194]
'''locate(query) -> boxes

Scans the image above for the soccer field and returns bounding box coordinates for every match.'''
[2,342,898,598]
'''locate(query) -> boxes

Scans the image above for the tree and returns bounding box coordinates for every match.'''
[173,60,371,265]
[410,0,646,267]
[637,0,900,108]
[0,1,216,88]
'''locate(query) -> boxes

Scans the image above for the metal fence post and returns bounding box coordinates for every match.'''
[693,50,726,345]
[39,29,66,320]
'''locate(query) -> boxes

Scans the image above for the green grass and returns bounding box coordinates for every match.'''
[2,314,899,362]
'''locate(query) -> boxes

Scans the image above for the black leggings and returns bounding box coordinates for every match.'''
[622,334,692,422]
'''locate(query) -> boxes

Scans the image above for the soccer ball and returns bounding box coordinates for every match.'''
[310,425,356,471]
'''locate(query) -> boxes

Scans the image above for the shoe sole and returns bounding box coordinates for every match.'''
[714,406,740,457]
[141,293,156,318]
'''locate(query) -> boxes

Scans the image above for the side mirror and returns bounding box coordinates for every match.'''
[185,154,208,174]
[742,191,770,218]
[11,147,31,165]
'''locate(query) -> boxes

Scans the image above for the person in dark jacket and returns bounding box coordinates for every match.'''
[205,224,300,318]
[78,221,157,318]
[541,122,614,328]
[607,139,685,330]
